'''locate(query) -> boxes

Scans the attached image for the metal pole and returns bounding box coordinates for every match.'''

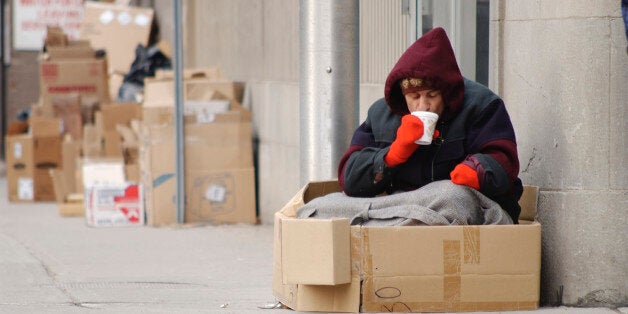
[299,0,359,185]
[0,0,5,158]
[173,0,185,223]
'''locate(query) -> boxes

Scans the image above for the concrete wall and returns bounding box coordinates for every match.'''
[491,0,627,307]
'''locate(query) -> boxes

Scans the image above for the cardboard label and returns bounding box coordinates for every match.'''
[82,161,126,189]
[99,10,115,24]
[134,14,150,27]
[205,184,226,203]
[13,142,23,159]
[18,177,34,200]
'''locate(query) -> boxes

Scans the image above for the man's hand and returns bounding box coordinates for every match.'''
[385,115,423,166]
[450,163,480,190]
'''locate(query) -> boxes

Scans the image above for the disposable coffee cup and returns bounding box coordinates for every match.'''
[411,111,439,145]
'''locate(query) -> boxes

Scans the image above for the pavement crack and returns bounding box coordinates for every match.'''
[8,236,79,304]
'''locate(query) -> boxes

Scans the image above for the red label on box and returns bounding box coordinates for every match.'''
[47,85,97,93]
[41,63,59,79]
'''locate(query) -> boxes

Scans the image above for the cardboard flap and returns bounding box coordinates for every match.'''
[279,180,342,218]
[303,180,342,203]
[44,26,68,47]
[79,1,154,74]
[282,218,351,285]
[519,185,539,221]
[278,185,308,218]
[46,41,95,60]
[7,120,29,135]
[155,68,224,81]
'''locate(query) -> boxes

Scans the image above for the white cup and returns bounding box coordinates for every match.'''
[411,111,439,145]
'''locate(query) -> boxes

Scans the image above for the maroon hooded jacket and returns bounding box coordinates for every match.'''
[338,28,523,222]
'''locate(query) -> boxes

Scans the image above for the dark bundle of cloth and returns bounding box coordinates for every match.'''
[118,44,172,102]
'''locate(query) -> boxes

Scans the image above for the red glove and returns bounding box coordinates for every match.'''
[385,115,423,166]
[450,163,480,190]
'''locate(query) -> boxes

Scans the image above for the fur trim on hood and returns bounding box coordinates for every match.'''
[384,27,465,121]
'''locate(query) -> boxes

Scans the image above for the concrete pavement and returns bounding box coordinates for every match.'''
[0,174,624,314]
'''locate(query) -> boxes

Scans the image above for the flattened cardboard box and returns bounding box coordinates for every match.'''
[273,181,541,313]
[79,1,154,74]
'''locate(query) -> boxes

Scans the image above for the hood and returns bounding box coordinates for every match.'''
[384,27,465,121]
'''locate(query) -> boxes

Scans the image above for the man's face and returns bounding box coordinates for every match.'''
[404,89,445,116]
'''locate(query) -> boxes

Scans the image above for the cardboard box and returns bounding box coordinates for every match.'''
[40,57,110,107]
[60,201,85,216]
[140,120,255,226]
[79,1,154,74]
[85,183,144,227]
[5,134,62,202]
[186,167,257,224]
[81,159,142,227]
[100,102,142,131]
[99,103,141,159]
[5,135,35,202]
[29,116,62,137]
[82,123,104,159]
[273,181,542,313]
[139,124,176,226]
[50,93,83,140]
[125,164,140,183]
[46,40,95,59]
[50,169,84,216]
[50,136,82,214]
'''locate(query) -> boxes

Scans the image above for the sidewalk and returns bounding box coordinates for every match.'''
[0,175,623,314]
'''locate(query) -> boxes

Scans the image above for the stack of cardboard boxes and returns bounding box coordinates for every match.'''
[5,2,258,227]
[140,69,256,226]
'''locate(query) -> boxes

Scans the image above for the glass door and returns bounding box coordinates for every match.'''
[411,0,489,86]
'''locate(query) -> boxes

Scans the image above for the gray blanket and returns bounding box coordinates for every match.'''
[296,180,513,226]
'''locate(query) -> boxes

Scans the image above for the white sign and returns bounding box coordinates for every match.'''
[13,0,85,51]
[17,177,34,200]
